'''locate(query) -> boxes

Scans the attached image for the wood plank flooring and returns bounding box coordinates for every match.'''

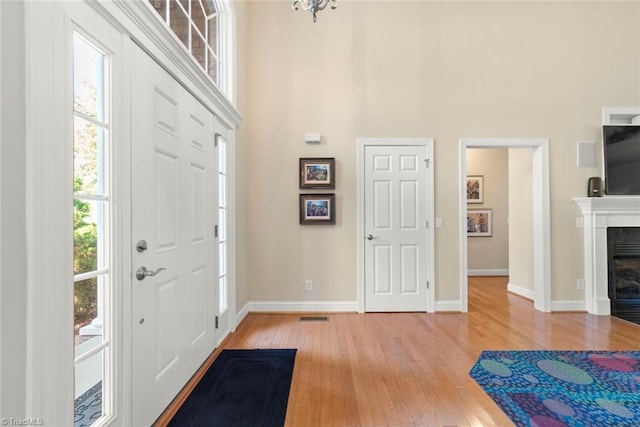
[168,277,640,426]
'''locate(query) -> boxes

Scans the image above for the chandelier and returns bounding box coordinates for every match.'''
[292,0,337,22]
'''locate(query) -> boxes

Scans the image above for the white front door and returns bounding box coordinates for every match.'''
[363,142,432,312]
[130,45,218,426]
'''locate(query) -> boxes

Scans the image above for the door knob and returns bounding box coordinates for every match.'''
[367,234,375,240]
[136,266,166,280]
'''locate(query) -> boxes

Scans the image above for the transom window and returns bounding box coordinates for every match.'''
[148,0,234,101]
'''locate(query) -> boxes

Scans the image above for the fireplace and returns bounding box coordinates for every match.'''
[574,196,640,316]
[608,227,640,322]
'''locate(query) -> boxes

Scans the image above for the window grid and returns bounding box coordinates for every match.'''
[218,136,228,313]
[72,32,111,425]
[149,0,221,90]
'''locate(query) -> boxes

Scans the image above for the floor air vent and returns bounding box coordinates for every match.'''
[299,316,329,322]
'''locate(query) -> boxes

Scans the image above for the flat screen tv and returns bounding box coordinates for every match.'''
[603,125,640,195]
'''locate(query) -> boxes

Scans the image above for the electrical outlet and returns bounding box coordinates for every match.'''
[305,280,313,291]
[577,279,585,290]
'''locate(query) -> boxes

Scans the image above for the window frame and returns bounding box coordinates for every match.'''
[71,29,115,427]
[146,0,235,103]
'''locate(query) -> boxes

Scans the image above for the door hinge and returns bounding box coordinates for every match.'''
[426,220,429,229]
[215,133,221,147]
[426,281,430,289]
[215,225,218,238]
[424,158,430,168]
[215,316,219,329]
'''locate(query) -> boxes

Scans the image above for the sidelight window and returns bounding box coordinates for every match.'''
[217,134,228,314]
[73,32,111,427]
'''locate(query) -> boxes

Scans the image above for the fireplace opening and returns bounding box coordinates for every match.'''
[608,227,640,323]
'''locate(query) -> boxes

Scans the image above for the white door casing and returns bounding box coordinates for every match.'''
[458,138,551,313]
[130,44,218,426]
[358,138,435,313]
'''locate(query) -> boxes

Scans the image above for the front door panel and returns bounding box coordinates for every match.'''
[131,44,217,426]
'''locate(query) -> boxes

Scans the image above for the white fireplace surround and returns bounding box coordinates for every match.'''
[574,196,640,315]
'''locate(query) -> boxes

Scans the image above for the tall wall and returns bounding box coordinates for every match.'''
[466,148,509,273]
[240,1,639,305]
[234,1,250,312]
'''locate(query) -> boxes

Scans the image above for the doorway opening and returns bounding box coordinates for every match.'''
[459,138,551,313]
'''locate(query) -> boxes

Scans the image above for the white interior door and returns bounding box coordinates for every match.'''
[130,45,218,426]
[364,143,430,312]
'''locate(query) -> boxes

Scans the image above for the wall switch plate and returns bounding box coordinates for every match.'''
[577,279,585,290]
[305,280,313,291]
[576,217,584,228]
[435,217,444,228]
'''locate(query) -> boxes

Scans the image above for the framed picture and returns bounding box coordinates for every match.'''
[467,209,492,237]
[300,194,335,225]
[466,175,484,204]
[299,158,335,189]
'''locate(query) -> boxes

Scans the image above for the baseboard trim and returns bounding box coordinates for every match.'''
[507,283,535,300]
[248,301,358,312]
[435,300,462,312]
[468,269,509,276]
[551,300,587,312]
[235,302,249,327]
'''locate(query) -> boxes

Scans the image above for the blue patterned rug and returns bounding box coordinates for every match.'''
[470,350,640,426]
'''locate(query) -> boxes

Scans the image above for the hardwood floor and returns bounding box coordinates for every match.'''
[167,277,640,426]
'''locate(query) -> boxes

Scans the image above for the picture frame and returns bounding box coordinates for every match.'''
[466,175,484,204]
[299,194,336,225]
[467,209,492,237]
[299,157,335,189]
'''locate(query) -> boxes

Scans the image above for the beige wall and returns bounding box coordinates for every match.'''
[237,1,640,305]
[467,149,509,271]
[508,148,534,293]
[234,2,250,312]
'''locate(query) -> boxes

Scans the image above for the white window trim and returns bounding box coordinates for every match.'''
[216,0,236,104]
[24,1,75,423]
[215,119,237,339]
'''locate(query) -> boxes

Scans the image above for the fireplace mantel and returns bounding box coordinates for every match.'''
[574,196,640,315]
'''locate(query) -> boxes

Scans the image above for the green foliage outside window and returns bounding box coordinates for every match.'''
[74,177,98,330]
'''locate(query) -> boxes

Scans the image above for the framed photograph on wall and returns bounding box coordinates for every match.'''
[466,175,484,204]
[300,194,335,225]
[467,209,492,237]
[299,157,335,189]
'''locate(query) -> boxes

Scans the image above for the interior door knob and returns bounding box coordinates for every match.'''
[136,266,166,280]
[367,234,375,240]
